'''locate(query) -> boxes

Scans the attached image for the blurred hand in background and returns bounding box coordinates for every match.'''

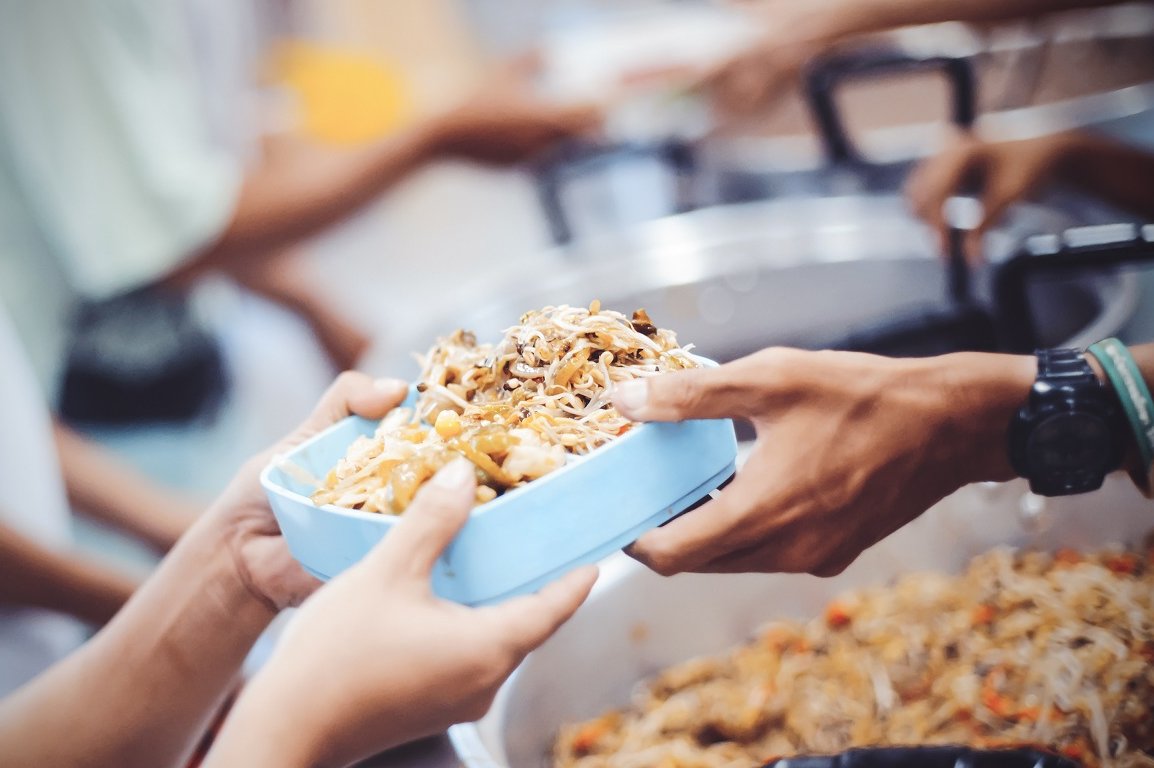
[426,57,602,165]
[906,131,1154,263]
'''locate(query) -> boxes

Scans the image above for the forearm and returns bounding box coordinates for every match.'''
[1055,132,1154,220]
[914,352,1036,485]
[0,507,275,768]
[183,124,442,276]
[810,0,1120,45]
[0,523,138,626]
[201,675,327,768]
[53,423,199,551]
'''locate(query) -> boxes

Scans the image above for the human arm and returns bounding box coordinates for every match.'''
[0,373,409,768]
[705,0,1121,115]
[201,460,596,768]
[174,88,600,280]
[0,522,138,626]
[906,131,1154,262]
[611,343,1154,577]
[53,422,201,553]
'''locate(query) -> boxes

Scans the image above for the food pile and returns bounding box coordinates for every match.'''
[311,303,699,513]
[554,546,1154,768]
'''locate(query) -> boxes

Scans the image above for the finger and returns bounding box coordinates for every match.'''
[689,508,848,575]
[552,102,604,137]
[627,465,778,575]
[369,459,477,579]
[977,172,1031,239]
[693,539,818,575]
[905,149,975,239]
[481,565,598,657]
[698,547,854,577]
[612,353,781,422]
[964,228,986,268]
[285,372,409,450]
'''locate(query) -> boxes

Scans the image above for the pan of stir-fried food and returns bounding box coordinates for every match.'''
[260,303,737,605]
[448,477,1154,768]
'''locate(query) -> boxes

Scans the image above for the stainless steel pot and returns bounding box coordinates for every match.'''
[383,199,1138,376]
[451,476,1154,767]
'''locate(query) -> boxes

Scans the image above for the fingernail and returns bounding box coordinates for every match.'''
[432,458,475,490]
[613,379,649,416]
[374,378,409,399]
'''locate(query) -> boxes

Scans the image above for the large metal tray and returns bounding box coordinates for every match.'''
[451,474,1154,766]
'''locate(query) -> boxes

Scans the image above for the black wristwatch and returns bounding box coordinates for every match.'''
[1008,348,1126,496]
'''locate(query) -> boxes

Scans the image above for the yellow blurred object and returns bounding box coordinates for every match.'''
[273,40,413,145]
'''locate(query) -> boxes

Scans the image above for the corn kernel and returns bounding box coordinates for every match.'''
[435,409,462,439]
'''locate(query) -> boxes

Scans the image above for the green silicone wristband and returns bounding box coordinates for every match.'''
[1087,338,1154,477]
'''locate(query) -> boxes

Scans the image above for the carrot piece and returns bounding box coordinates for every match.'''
[825,601,854,629]
[971,604,996,625]
[571,721,608,754]
[980,668,1017,719]
[1104,552,1139,575]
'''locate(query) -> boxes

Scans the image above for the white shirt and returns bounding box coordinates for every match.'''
[0,307,86,696]
[0,0,265,694]
[0,0,260,396]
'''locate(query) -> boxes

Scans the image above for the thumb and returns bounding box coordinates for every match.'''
[612,362,764,422]
[481,565,599,658]
[369,459,477,580]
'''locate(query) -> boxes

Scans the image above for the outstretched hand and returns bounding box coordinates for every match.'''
[613,348,1034,577]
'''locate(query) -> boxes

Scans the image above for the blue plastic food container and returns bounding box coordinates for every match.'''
[261,378,737,606]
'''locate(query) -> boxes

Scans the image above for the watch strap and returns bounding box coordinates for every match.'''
[1087,338,1154,497]
[1035,347,1099,384]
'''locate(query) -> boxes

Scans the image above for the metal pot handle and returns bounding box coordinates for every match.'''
[804,47,976,167]
[531,139,696,245]
[994,224,1154,352]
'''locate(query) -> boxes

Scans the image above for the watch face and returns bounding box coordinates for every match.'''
[1026,412,1111,473]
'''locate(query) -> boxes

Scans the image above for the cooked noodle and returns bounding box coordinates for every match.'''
[554,545,1154,768]
[311,303,699,513]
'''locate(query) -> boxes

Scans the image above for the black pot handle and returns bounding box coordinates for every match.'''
[804,47,976,167]
[530,139,697,245]
[994,223,1154,352]
[762,745,1081,768]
